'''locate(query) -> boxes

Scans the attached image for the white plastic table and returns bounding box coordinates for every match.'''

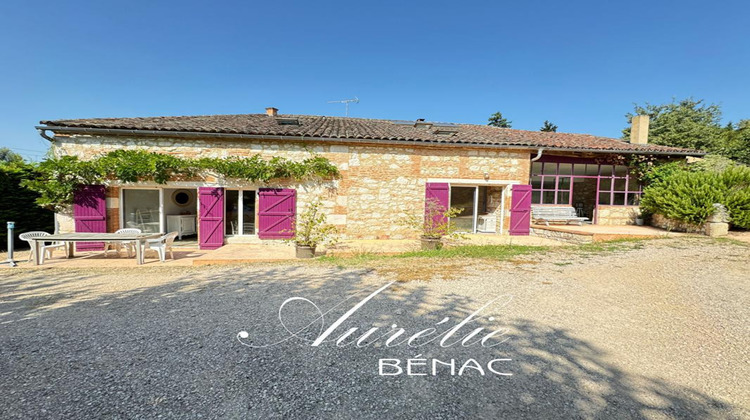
[27,232,162,265]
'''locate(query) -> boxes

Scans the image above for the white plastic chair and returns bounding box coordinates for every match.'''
[19,231,67,264]
[104,228,142,257]
[143,232,178,262]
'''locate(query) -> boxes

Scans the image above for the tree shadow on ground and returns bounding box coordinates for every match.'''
[0,265,743,419]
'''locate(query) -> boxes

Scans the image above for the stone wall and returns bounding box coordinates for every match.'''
[529,227,593,244]
[596,205,641,225]
[52,134,530,239]
[651,213,704,233]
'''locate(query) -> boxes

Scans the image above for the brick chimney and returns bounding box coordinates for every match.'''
[630,115,649,144]
[265,107,278,117]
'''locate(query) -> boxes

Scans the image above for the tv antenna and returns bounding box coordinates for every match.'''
[327,97,359,117]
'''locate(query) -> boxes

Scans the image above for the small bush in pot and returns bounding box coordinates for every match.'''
[402,198,463,250]
[287,198,339,258]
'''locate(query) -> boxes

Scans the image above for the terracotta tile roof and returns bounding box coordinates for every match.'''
[39,114,702,155]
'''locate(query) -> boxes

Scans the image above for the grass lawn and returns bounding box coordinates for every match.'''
[316,238,665,282]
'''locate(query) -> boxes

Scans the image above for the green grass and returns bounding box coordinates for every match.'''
[394,244,548,259]
[318,237,669,268]
[314,238,681,282]
[571,238,647,254]
[317,244,549,266]
[711,237,749,247]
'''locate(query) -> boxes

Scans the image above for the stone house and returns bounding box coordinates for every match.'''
[37,109,701,249]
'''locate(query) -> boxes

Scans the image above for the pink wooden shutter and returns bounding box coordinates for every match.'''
[509,184,532,236]
[198,187,225,250]
[258,188,296,239]
[73,185,107,251]
[425,182,450,225]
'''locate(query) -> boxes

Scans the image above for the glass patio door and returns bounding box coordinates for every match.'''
[122,189,161,233]
[225,190,256,236]
[450,186,478,233]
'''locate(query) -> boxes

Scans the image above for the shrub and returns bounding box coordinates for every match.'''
[722,166,750,228]
[640,165,750,228]
[286,198,339,250]
[401,198,463,239]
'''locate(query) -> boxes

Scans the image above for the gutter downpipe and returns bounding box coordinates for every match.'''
[530,148,544,162]
[37,128,55,142]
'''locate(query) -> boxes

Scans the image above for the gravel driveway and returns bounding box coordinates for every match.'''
[1,238,748,419]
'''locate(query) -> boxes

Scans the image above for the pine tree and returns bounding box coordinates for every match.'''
[540,120,558,132]
[488,112,512,128]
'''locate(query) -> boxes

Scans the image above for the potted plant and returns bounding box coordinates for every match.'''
[287,198,339,258]
[403,198,463,250]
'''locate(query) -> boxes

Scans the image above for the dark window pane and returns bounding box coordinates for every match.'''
[226,190,239,235]
[531,162,543,175]
[543,162,558,175]
[532,191,541,204]
[542,176,555,189]
[478,186,488,214]
[557,191,570,205]
[600,165,613,176]
[242,191,255,234]
[614,165,627,176]
[531,176,542,189]
[573,164,586,175]
[542,191,556,204]
[614,178,627,191]
[627,193,641,206]
[558,177,571,190]
[598,192,611,205]
[613,193,626,205]
[586,164,600,176]
[599,178,611,191]
[559,163,573,175]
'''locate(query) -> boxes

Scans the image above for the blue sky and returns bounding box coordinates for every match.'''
[1,0,748,160]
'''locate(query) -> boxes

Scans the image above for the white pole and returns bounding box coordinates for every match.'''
[238,190,244,235]
[4,221,17,267]
[499,187,506,235]
[473,186,479,233]
[158,189,165,234]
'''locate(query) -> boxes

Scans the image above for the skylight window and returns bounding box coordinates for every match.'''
[275,118,300,126]
[414,119,433,129]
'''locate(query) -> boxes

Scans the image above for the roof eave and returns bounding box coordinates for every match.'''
[35,125,706,157]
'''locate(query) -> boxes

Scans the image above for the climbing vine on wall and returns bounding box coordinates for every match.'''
[21,150,340,210]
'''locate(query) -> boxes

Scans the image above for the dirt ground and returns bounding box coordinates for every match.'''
[1,236,748,419]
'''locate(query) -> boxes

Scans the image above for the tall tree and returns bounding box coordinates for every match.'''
[720,119,750,165]
[621,98,723,151]
[540,120,558,132]
[0,147,23,163]
[488,112,512,128]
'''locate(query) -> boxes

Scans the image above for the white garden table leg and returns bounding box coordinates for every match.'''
[34,240,43,265]
[135,239,143,265]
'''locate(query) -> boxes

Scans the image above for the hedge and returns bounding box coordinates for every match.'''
[0,162,55,251]
[640,165,750,228]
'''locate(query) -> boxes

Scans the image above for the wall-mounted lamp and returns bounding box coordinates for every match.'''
[484,172,490,180]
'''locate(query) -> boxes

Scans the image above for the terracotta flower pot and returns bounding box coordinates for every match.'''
[295,245,316,258]
[420,236,443,251]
